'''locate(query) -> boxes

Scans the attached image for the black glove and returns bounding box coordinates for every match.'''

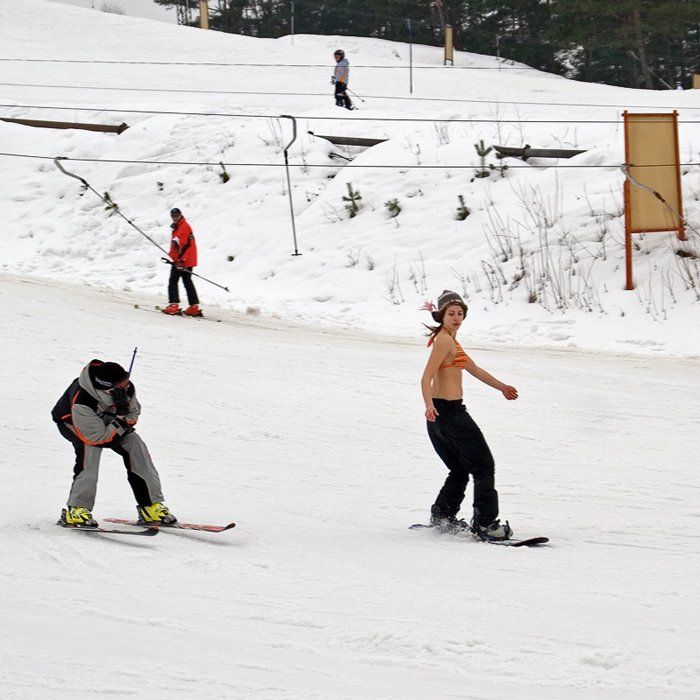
[110,417,135,436]
[111,386,131,415]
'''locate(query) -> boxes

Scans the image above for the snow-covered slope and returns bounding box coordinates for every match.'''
[1,4,700,696]
[47,0,177,23]
[2,0,699,355]
[1,275,698,698]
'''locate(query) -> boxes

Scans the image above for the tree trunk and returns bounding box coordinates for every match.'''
[632,8,654,89]
[433,0,445,29]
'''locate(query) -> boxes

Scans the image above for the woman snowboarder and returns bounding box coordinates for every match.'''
[420,290,518,541]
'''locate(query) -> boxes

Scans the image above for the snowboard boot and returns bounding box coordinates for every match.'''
[162,303,181,315]
[183,304,203,317]
[137,502,177,525]
[471,518,513,542]
[429,506,468,534]
[60,506,98,528]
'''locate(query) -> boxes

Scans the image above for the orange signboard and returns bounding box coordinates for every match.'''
[623,111,685,290]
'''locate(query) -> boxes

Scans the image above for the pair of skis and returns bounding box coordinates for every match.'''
[130,303,224,323]
[58,518,235,537]
[137,304,222,323]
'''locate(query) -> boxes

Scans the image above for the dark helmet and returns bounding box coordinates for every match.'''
[333,49,345,59]
[170,207,182,217]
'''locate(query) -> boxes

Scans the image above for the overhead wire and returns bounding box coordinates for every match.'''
[2,82,699,112]
[0,36,693,67]
[0,152,697,170]
[1,102,698,125]
[0,57,527,70]
[0,56,694,78]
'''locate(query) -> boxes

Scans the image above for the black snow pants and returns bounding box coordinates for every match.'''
[168,266,199,305]
[427,398,498,526]
[334,81,353,109]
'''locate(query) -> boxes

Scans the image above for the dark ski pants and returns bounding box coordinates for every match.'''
[334,81,353,109]
[168,266,199,305]
[427,399,498,525]
[57,422,164,510]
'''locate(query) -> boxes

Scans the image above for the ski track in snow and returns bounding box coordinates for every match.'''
[0,275,698,698]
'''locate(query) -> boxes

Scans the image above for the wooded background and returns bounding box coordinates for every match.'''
[154,0,699,89]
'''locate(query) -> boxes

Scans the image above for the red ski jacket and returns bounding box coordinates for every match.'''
[169,218,198,268]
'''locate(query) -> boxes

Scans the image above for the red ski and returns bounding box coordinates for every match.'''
[105,518,236,533]
[149,305,222,323]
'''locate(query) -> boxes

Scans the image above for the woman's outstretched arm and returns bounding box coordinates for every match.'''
[463,354,518,400]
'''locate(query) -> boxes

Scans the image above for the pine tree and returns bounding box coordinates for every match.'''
[455,195,470,221]
[474,140,492,179]
[342,183,362,218]
[384,198,401,217]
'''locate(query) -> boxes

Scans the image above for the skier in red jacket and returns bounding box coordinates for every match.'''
[162,207,202,317]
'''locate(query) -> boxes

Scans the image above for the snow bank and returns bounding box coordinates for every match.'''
[1,0,699,357]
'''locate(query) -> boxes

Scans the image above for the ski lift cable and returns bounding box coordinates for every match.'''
[0,152,697,170]
[1,81,699,112]
[2,101,699,124]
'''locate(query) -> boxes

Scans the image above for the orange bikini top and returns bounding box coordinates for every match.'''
[427,335,470,369]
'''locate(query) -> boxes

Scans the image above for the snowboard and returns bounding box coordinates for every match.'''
[105,518,236,533]
[409,523,548,547]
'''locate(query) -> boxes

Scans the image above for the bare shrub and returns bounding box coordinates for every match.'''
[101,2,125,14]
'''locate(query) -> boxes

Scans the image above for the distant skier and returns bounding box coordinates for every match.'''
[162,207,202,317]
[331,49,355,110]
[52,359,177,528]
[420,290,518,541]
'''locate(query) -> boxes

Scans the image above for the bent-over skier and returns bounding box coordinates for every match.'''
[52,359,177,527]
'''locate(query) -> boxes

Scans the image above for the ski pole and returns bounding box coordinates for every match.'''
[127,347,138,375]
[346,87,365,103]
[161,258,230,292]
[54,157,170,256]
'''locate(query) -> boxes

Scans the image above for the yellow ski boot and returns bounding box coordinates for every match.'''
[137,502,177,525]
[60,506,98,528]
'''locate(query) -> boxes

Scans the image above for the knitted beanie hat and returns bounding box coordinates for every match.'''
[431,290,468,322]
